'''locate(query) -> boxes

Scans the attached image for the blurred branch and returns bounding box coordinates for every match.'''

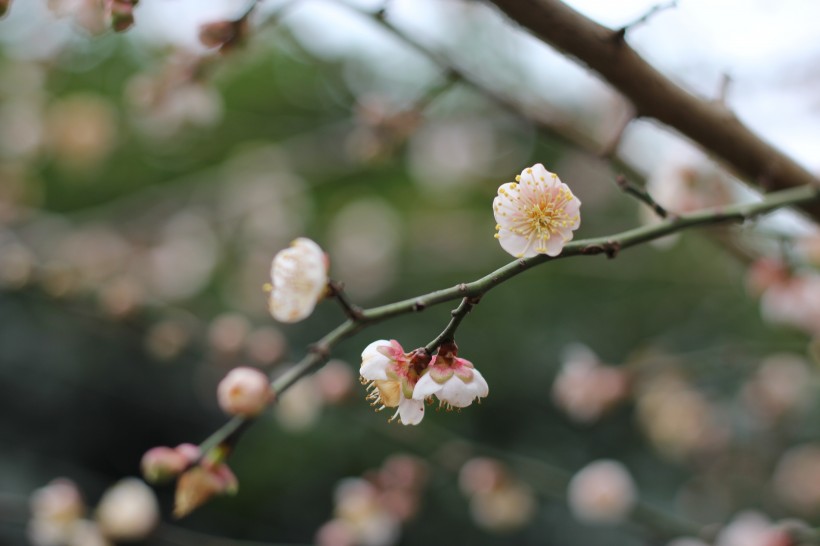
[340,1,646,181]
[614,0,677,39]
[486,0,820,222]
[197,183,820,460]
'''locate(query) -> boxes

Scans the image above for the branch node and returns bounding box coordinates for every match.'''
[457,283,468,293]
[614,0,677,39]
[580,241,621,258]
[412,300,426,312]
[327,280,364,321]
[605,240,621,259]
[308,343,330,360]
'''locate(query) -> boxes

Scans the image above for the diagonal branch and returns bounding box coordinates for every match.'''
[486,0,820,221]
[197,183,820,456]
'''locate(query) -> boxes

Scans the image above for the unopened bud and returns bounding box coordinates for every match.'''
[174,464,238,518]
[198,20,244,50]
[217,366,273,417]
[141,446,189,484]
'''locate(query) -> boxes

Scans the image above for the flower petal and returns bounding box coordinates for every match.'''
[497,229,538,258]
[412,373,442,400]
[438,377,479,408]
[397,397,425,425]
[470,367,490,398]
[360,340,392,380]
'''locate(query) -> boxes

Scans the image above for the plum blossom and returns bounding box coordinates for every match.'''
[360,340,427,425]
[493,164,581,258]
[268,237,329,323]
[95,478,159,541]
[412,341,488,409]
[216,366,273,417]
[567,460,636,524]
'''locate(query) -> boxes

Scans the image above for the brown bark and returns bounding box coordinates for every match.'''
[488,0,820,220]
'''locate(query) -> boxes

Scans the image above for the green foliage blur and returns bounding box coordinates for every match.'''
[1,4,818,546]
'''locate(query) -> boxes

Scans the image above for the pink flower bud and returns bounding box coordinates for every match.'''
[140,446,189,484]
[217,366,273,417]
[174,464,238,518]
[174,443,201,463]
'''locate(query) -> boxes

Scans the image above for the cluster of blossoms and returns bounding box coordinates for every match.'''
[359,339,489,425]
[28,477,159,546]
[141,366,273,517]
[458,457,536,532]
[668,511,803,546]
[316,454,428,546]
[141,443,238,518]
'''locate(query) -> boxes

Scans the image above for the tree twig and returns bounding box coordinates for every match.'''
[615,174,669,218]
[196,184,820,456]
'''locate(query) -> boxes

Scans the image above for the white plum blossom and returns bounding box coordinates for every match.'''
[95,478,159,541]
[412,341,488,409]
[493,164,581,258]
[567,460,637,524]
[268,237,329,323]
[360,340,426,425]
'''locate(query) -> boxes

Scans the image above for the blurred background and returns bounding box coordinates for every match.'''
[2,0,820,545]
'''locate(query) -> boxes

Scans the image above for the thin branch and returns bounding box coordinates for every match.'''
[327,280,364,321]
[487,0,820,222]
[338,1,644,182]
[615,174,669,218]
[424,296,479,354]
[196,184,820,455]
[614,0,677,40]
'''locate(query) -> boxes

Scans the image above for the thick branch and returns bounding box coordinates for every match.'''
[486,0,820,220]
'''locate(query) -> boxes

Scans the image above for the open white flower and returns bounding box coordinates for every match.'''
[268,237,329,323]
[412,341,488,409]
[493,164,581,258]
[360,339,426,425]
